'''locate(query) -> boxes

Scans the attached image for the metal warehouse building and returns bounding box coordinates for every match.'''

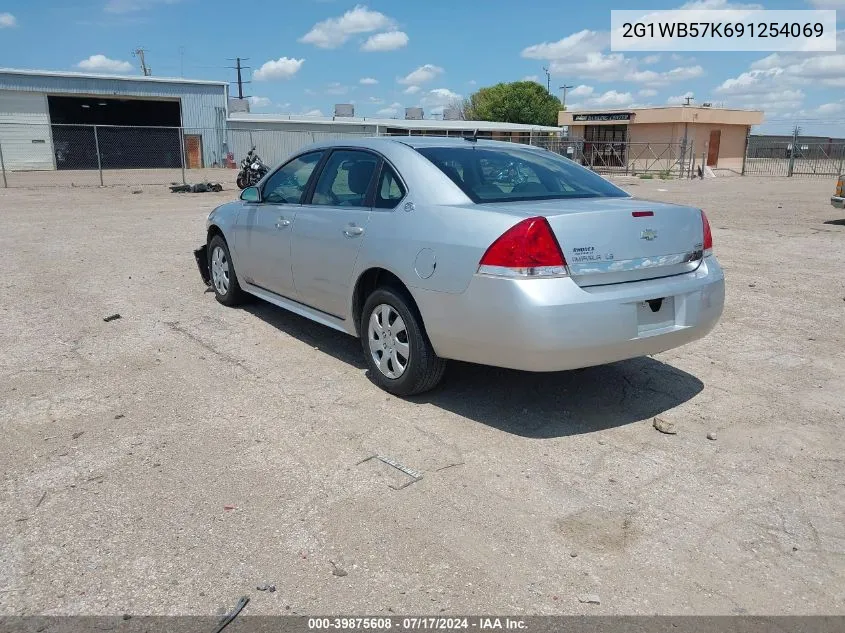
[0,69,228,171]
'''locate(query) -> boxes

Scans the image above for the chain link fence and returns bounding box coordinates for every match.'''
[743,138,845,177]
[5,120,816,189]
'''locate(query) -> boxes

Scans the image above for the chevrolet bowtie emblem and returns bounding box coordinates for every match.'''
[640,229,658,241]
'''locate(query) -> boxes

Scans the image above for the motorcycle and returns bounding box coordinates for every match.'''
[236,147,269,189]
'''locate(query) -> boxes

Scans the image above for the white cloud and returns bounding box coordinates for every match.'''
[399,64,444,86]
[77,54,133,73]
[254,57,305,81]
[567,90,634,110]
[361,30,408,52]
[639,89,658,97]
[642,55,661,65]
[806,0,845,7]
[359,77,379,85]
[715,69,805,112]
[104,0,183,13]
[325,82,349,95]
[300,5,394,49]
[591,90,634,107]
[419,88,462,115]
[667,91,695,105]
[569,84,594,98]
[403,85,421,95]
[522,75,541,82]
[0,12,17,27]
[248,96,271,108]
[521,29,608,60]
[468,79,477,85]
[299,109,324,117]
[368,96,385,104]
[376,102,403,116]
[422,88,461,104]
[679,0,762,7]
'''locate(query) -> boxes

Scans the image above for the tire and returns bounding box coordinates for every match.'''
[236,174,246,189]
[361,287,447,396]
[208,235,246,307]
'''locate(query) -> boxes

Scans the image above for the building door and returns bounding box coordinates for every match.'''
[707,130,721,167]
[0,90,54,170]
[184,134,203,168]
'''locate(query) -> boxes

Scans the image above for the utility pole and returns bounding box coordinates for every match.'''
[542,66,551,93]
[559,84,574,110]
[683,95,694,106]
[227,57,251,99]
[133,48,151,76]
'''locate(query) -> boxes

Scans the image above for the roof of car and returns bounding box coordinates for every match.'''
[302,136,550,152]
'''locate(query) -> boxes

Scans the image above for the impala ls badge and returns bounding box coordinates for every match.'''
[640,229,658,241]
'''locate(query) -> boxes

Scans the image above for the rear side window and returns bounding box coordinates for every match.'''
[416,145,627,203]
[375,164,406,209]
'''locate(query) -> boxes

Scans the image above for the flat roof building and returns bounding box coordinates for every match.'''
[226,113,562,167]
[559,106,764,173]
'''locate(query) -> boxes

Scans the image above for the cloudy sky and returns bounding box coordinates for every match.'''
[0,0,844,134]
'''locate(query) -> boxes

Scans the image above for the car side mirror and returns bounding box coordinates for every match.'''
[240,186,261,203]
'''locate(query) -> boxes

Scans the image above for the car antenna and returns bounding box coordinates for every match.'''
[464,129,478,143]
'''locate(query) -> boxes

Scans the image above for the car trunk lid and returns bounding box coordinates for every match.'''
[484,197,705,287]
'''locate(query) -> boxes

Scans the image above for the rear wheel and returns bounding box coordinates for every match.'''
[361,288,446,396]
[208,235,246,306]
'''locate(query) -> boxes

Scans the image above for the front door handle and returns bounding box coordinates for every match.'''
[275,218,291,229]
[343,225,365,237]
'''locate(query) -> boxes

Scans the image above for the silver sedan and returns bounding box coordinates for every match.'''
[195,137,724,395]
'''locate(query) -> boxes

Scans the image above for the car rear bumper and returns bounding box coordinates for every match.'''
[415,257,725,372]
[831,196,844,209]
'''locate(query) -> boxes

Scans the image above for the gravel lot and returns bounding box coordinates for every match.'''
[0,176,843,616]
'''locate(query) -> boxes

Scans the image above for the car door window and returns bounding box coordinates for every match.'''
[263,151,324,204]
[311,150,378,207]
[374,164,406,209]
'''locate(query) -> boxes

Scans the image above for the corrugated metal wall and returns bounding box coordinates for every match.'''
[0,72,228,168]
[227,120,377,167]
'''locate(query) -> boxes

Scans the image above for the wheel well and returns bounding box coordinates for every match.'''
[352,268,420,337]
[207,225,224,244]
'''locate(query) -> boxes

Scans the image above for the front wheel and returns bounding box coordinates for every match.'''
[361,288,447,396]
[236,174,247,189]
[208,235,246,306]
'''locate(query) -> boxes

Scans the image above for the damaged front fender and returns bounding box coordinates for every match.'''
[194,244,211,286]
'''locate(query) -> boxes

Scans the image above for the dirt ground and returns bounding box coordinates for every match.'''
[0,176,843,616]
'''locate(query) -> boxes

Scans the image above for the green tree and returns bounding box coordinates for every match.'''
[463,81,562,126]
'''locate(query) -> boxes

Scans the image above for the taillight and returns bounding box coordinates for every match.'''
[478,216,568,277]
[701,210,713,257]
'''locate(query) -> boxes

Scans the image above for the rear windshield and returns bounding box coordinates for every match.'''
[416,145,628,203]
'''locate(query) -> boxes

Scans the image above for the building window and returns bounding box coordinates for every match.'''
[583,124,628,167]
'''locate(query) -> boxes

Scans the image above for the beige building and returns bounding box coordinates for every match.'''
[559,106,764,173]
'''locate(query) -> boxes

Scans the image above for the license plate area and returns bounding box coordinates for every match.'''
[637,296,675,334]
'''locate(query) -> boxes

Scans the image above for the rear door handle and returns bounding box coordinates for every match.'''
[275,218,291,229]
[343,225,365,237]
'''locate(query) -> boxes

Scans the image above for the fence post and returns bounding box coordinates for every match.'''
[787,126,797,177]
[179,127,187,185]
[0,139,7,188]
[741,129,749,176]
[687,143,695,179]
[93,125,104,187]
